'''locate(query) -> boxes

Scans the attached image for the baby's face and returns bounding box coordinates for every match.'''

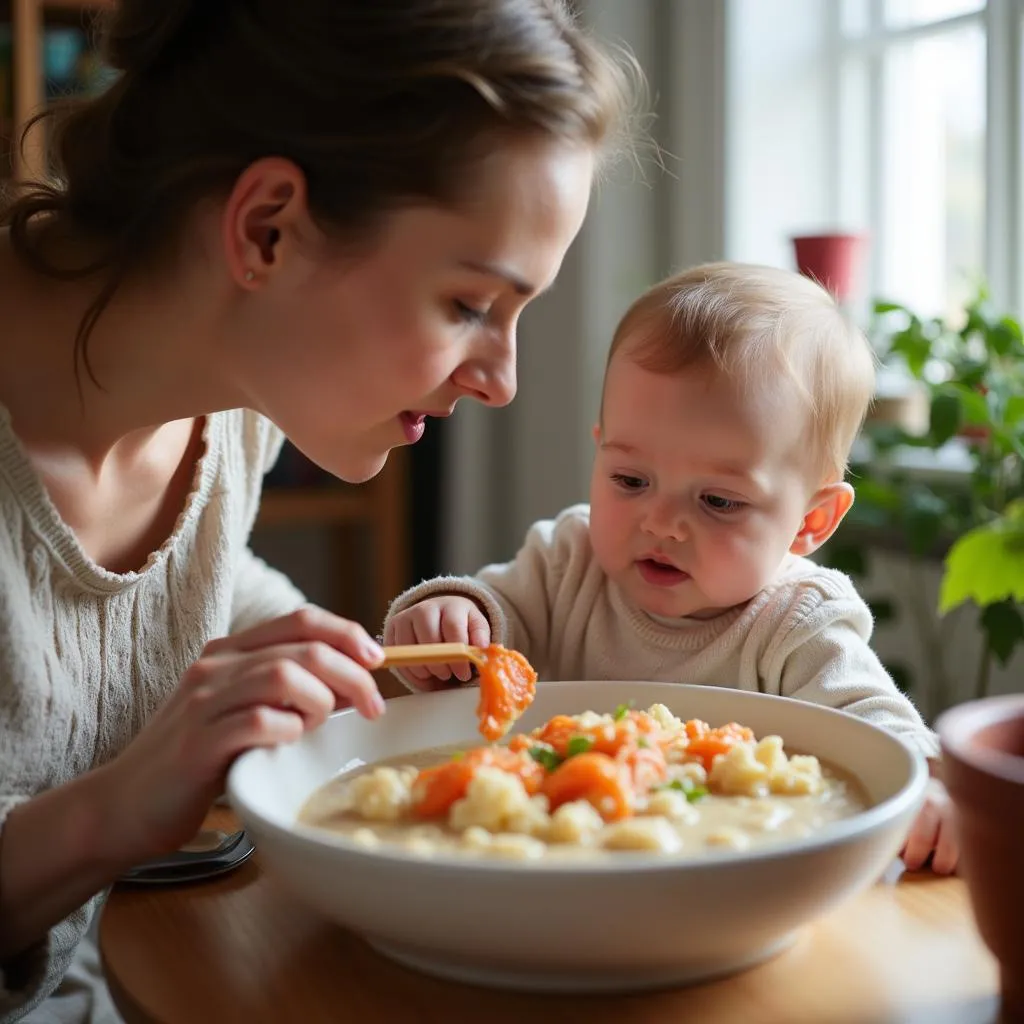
[589,353,819,620]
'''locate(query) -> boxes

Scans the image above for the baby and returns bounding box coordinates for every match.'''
[383,261,956,874]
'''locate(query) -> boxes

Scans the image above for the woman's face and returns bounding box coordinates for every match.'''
[224,137,595,482]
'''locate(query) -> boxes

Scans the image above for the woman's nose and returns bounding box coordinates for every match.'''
[453,331,518,408]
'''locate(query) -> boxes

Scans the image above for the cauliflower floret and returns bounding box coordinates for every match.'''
[545,800,605,845]
[348,767,414,822]
[574,711,615,731]
[669,762,707,786]
[708,742,770,797]
[351,827,380,849]
[485,833,546,860]
[505,794,552,837]
[647,703,685,735]
[644,788,700,824]
[601,816,682,853]
[769,754,825,796]
[754,735,788,773]
[460,826,492,851]
[448,767,532,833]
[705,826,752,851]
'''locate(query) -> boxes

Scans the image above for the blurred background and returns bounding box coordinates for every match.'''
[2,0,1021,716]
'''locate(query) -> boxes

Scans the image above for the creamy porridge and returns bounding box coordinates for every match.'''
[298,703,869,862]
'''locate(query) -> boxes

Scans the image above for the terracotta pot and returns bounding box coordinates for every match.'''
[937,695,1024,1022]
[791,233,867,303]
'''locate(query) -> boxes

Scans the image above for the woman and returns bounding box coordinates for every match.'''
[0,0,637,1018]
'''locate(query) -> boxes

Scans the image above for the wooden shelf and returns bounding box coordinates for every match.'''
[256,488,370,529]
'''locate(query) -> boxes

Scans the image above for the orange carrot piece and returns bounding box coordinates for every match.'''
[411,745,544,818]
[476,644,538,741]
[412,760,476,818]
[541,751,634,821]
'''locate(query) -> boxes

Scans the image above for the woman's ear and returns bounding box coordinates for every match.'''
[221,157,310,289]
[790,481,855,556]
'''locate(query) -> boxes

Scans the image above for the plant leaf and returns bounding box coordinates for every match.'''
[940,514,1024,613]
[980,602,1024,666]
[929,391,962,444]
[1006,395,1024,427]
[945,383,992,427]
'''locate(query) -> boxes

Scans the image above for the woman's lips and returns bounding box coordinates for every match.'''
[398,412,426,443]
[636,558,690,587]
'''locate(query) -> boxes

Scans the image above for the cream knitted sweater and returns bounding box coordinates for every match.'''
[386,504,939,759]
[0,406,306,1022]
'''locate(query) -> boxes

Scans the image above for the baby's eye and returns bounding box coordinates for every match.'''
[702,493,746,513]
[453,300,488,325]
[611,473,647,492]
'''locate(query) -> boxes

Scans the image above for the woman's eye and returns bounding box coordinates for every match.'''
[453,300,488,325]
[702,494,746,513]
[611,473,647,492]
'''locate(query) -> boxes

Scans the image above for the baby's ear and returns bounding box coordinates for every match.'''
[790,482,854,556]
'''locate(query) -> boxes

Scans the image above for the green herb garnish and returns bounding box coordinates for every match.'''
[659,778,708,802]
[566,735,594,758]
[613,700,635,721]
[450,750,465,761]
[528,744,563,772]
[637,735,650,749]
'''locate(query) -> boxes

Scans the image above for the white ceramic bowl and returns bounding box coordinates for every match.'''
[228,681,927,994]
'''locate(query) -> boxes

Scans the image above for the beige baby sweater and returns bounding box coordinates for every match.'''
[0,406,306,1022]
[386,504,939,759]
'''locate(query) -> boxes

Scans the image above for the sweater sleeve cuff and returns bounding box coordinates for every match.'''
[381,576,509,692]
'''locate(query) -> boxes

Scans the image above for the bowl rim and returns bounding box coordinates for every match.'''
[228,682,930,876]
[936,694,1024,786]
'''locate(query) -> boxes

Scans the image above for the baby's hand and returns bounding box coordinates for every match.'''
[900,777,958,875]
[385,596,491,689]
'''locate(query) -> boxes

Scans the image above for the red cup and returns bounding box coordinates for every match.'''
[937,695,1024,1022]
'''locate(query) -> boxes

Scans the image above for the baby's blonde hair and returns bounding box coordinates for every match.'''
[605,262,876,481]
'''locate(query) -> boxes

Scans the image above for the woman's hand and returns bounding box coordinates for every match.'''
[94,605,386,864]
[385,596,491,687]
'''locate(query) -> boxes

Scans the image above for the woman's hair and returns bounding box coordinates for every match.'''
[2,0,640,385]
[605,263,878,482]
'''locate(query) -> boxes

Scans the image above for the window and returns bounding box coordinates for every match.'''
[834,0,1018,317]
[725,0,1022,320]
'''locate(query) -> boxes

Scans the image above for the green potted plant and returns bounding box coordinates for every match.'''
[823,287,1024,714]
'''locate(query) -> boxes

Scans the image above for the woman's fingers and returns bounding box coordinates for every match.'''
[207,656,337,727]
[212,705,308,764]
[204,606,384,667]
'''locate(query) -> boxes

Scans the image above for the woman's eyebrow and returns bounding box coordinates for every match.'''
[458,260,539,297]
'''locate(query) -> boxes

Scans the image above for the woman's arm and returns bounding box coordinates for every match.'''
[0,769,123,959]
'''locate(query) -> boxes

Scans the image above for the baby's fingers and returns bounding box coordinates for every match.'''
[901,800,939,871]
[439,603,475,682]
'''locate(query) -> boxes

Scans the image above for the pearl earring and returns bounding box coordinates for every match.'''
[244,270,255,282]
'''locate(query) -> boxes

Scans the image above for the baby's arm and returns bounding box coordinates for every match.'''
[767,588,955,874]
[383,509,584,689]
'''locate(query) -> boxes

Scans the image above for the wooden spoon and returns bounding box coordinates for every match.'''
[380,642,487,669]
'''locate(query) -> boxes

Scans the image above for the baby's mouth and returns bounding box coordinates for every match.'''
[636,556,689,587]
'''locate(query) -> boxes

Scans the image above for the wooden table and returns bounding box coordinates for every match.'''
[99,807,1003,1024]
